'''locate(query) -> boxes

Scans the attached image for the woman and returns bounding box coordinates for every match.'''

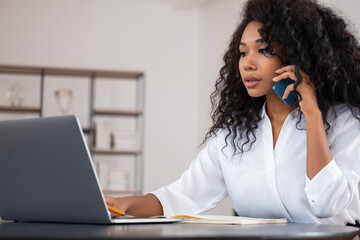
[106,0,360,225]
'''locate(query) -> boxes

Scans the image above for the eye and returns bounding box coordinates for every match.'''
[259,47,270,54]
[239,51,247,57]
[259,46,273,56]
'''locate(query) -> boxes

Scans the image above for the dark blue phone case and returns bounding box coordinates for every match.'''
[272,77,297,105]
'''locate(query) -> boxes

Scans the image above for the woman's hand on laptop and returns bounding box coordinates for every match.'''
[105,194,163,218]
[105,195,129,218]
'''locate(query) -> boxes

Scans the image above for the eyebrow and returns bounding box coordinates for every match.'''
[239,38,265,46]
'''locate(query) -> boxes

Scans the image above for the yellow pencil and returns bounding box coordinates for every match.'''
[107,205,125,216]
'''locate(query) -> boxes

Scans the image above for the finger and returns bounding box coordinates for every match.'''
[295,68,313,84]
[282,84,295,99]
[272,71,296,82]
[105,195,114,205]
[275,65,295,74]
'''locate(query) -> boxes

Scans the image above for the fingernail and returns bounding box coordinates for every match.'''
[272,77,277,81]
[275,69,280,73]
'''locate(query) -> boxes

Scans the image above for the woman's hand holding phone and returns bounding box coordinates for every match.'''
[272,64,320,117]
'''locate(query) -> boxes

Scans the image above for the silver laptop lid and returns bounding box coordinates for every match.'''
[0,115,111,224]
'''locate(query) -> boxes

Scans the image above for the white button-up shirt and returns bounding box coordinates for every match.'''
[152,103,360,225]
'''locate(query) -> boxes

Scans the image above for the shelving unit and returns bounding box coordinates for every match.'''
[0,64,145,195]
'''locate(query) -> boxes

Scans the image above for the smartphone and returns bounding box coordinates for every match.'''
[272,77,297,105]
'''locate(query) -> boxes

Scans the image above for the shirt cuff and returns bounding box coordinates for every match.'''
[305,160,342,200]
[304,159,348,217]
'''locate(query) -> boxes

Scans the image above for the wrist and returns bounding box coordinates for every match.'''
[303,107,322,121]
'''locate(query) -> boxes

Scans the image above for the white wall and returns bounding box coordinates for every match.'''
[0,0,359,216]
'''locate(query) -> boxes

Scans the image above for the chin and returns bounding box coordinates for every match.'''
[246,90,265,98]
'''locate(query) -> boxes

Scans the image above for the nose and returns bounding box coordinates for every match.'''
[241,54,257,71]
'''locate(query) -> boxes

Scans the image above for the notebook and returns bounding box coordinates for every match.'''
[168,215,287,225]
[0,115,180,224]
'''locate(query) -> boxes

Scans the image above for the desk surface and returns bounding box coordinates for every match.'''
[0,221,358,240]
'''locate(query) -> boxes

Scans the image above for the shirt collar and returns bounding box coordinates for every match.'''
[260,101,301,121]
[260,102,267,119]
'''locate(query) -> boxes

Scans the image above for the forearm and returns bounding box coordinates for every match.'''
[305,110,333,180]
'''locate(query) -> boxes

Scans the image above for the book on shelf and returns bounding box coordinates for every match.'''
[166,214,288,225]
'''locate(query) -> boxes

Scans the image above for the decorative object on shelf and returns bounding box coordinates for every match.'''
[108,170,130,191]
[110,132,115,148]
[113,132,140,151]
[97,161,109,189]
[95,121,112,149]
[6,83,24,106]
[55,88,73,114]
[98,161,130,191]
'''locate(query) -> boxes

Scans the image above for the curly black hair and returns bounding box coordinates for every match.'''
[205,0,360,154]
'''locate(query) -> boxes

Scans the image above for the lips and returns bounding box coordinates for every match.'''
[243,75,261,88]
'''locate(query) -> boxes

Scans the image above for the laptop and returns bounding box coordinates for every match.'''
[0,115,180,224]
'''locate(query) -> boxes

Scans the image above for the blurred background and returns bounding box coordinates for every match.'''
[0,0,359,215]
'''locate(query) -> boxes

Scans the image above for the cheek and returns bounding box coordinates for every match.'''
[238,59,245,73]
[263,59,282,75]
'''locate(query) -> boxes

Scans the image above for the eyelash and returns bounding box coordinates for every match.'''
[259,48,270,54]
[239,51,247,57]
[239,48,271,57]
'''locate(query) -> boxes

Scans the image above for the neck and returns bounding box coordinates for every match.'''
[265,92,296,121]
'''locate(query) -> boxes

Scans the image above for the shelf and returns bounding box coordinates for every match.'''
[0,105,41,113]
[0,64,143,79]
[94,108,142,116]
[93,146,141,154]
